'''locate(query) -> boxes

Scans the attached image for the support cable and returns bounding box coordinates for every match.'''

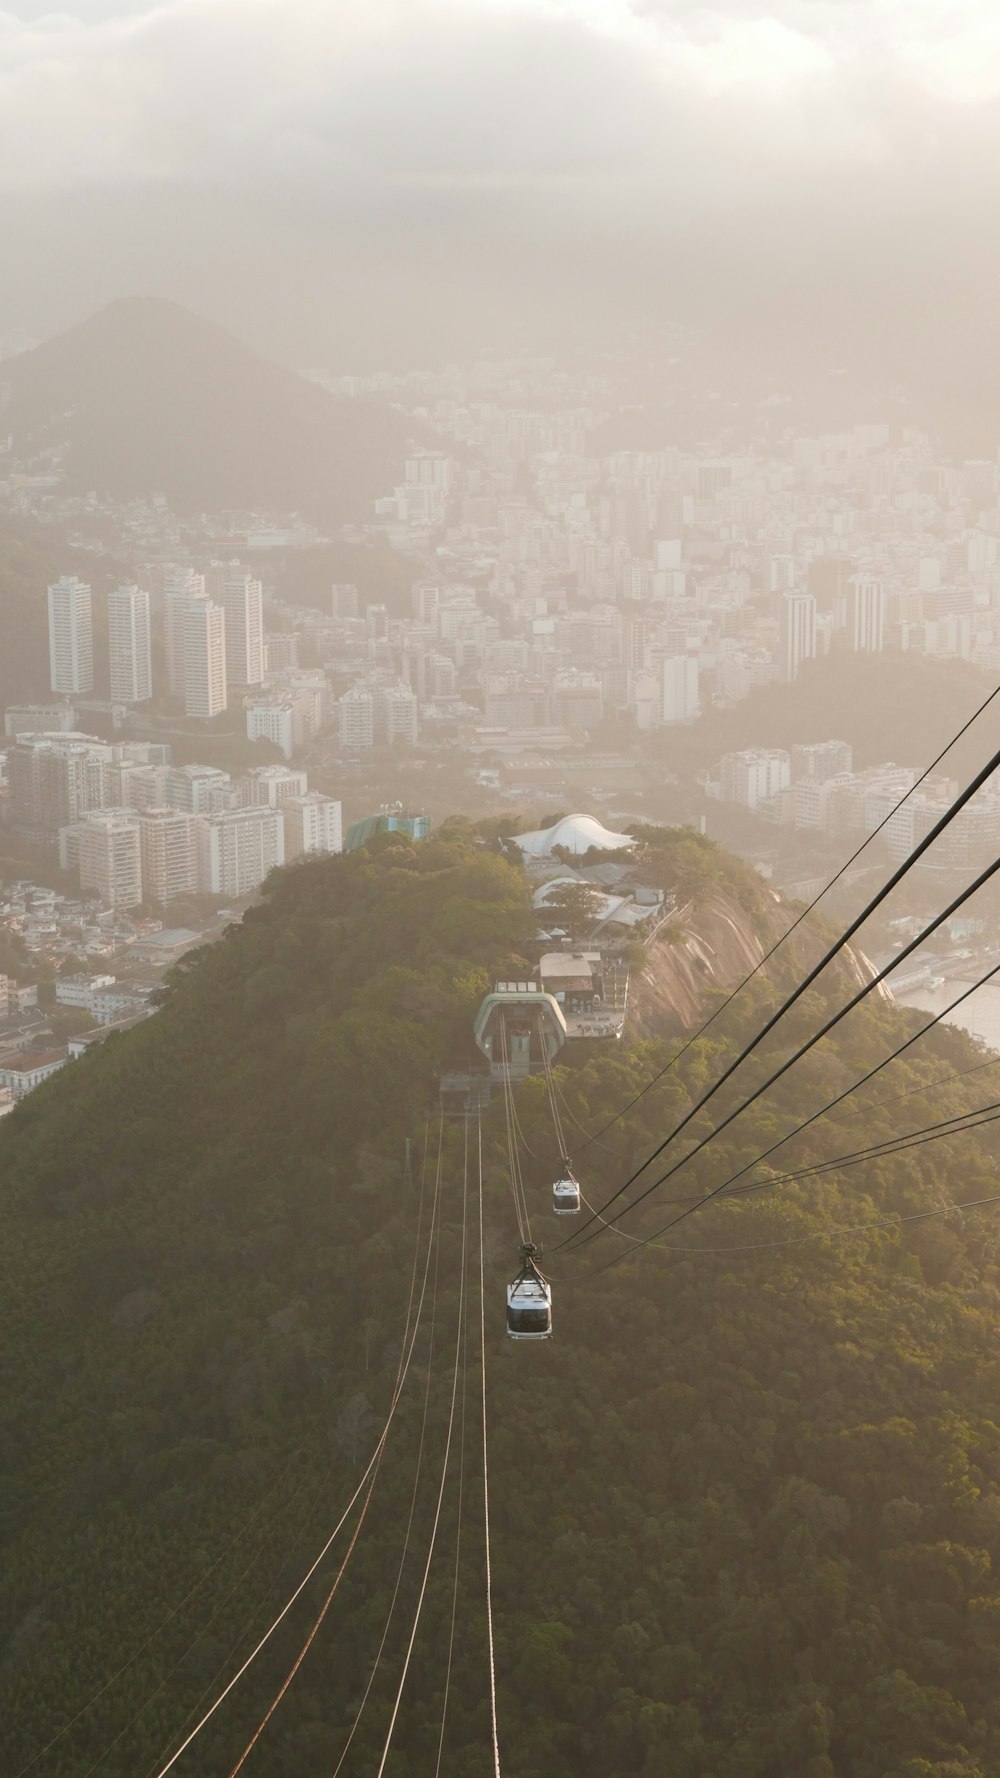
[147,1119,445,1778]
[374,1121,470,1778]
[225,1128,448,1778]
[566,680,1000,1160]
[476,1114,503,1778]
[610,1186,1000,1259]
[642,954,1000,1226]
[498,1018,532,1243]
[584,1094,1000,1255]
[567,847,1000,1256]
[539,1019,569,1161]
[432,1132,470,1778]
[21,1123,436,1778]
[560,739,1000,1251]
[329,1130,449,1778]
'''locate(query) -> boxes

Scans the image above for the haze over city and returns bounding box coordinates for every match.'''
[7,5,1000,1776]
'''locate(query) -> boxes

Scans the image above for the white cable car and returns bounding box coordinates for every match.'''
[506,1243,553,1340]
[552,1158,581,1216]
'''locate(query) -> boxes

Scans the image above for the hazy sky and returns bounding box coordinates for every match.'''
[2,1,1000,398]
[4,0,1000,194]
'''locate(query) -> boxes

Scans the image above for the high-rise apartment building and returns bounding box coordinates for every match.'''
[47,577,94,695]
[197,806,285,897]
[137,808,199,905]
[245,701,296,760]
[264,633,299,672]
[162,569,207,696]
[340,688,375,749]
[720,749,791,810]
[850,576,886,653]
[4,704,78,738]
[405,450,453,491]
[781,591,817,682]
[164,764,232,814]
[8,734,111,838]
[791,740,854,781]
[76,812,143,909]
[375,682,418,746]
[283,793,343,860]
[239,765,308,807]
[222,575,265,688]
[331,583,359,620]
[105,760,170,810]
[660,655,700,724]
[183,601,227,718]
[108,584,153,704]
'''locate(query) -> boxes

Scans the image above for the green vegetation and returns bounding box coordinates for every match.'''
[2,830,1000,1775]
[538,879,608,939]
[633,822,770,916]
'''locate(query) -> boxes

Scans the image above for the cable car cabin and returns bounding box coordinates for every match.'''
[552,1160,581,1216]
[506,1244,553,1341]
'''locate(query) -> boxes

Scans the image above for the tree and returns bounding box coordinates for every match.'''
[540,881,607,939]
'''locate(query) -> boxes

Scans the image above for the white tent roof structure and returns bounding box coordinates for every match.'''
[511,814,635,858]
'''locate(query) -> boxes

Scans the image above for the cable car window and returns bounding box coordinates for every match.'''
[508,1306,550,1331]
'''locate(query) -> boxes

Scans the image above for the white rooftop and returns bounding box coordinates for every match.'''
[511,814,635,858]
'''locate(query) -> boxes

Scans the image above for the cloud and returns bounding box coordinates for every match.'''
[3,0,1000,200]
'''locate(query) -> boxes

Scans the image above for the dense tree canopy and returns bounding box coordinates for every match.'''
[2,831,1000,1776]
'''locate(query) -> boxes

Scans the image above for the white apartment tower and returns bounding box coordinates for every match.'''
[183,601,227,718]
[162,569,207,696]
[720,749,791,810]
[850,576,886,653]
[137,808,199,905]
[283,793,343,861]
[47,576,94,695]
[376,683,419,747]
[340,688,375,749]
[245,701,296,760]
[198,806,285,897]
[77,813,143,910]
[222,575,265,688]
[781,591,818,682]
[405,450,453,492]
[661,655,700,725]
[108,584,153,704]
[165,764,231,814]
[240,765,308,807]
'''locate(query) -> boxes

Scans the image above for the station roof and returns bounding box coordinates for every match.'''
[510,814,635,858]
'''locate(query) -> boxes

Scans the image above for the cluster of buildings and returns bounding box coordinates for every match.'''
[15,374,1000,785]
[43,568,332,757]
[711,738,1000,871]
[0,874,243,1103]
[7,354,1000,920]
[1,724,342,907]
[313,373,1000,747]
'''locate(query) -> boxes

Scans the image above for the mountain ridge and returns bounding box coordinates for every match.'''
[3,826,1000,1775]
[1,296,419,522]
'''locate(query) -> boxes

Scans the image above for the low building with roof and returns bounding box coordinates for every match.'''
[0,1048,70,1096]
[128,928,204,967]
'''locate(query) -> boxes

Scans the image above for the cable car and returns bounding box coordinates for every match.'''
[552,1159,581,1216]
[506,1243,553,1340]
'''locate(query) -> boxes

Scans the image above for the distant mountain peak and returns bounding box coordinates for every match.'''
[3,297,418,521]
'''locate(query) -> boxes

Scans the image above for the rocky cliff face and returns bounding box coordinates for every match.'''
[628,890,887,1038]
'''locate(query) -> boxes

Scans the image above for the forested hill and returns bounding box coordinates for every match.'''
[4,828,1000,1776]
